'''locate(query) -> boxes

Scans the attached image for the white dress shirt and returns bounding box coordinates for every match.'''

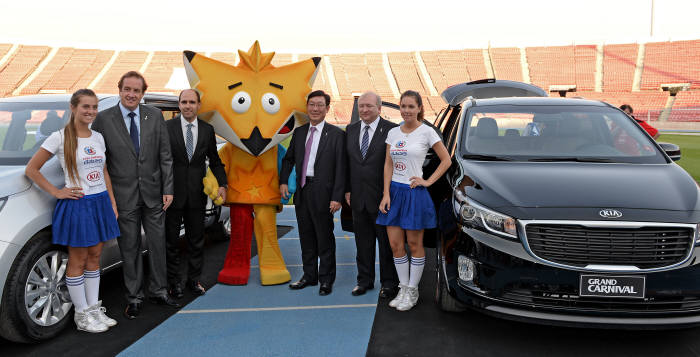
[181,116,198,154]
[118,102,141,145]
[358,116,380,149]
[304,120,325,177]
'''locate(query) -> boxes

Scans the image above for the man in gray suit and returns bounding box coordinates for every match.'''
[92,71,180,320]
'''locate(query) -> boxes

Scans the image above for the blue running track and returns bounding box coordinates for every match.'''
[119,207,378,357]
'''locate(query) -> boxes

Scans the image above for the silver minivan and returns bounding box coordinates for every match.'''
[0,93,229,342]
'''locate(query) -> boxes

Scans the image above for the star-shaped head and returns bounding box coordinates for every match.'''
[183,41,320,156]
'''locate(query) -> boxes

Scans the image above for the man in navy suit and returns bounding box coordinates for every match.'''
[345,92,399,298]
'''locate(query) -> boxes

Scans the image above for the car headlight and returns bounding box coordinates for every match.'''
[696,223,700,244]
[454,191,517,239]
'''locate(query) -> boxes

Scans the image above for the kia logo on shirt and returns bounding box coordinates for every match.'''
[394,162,406,171]
[86,171,101,182]
[396,141,406,148]
[84,146,96,155]
[599,209,623,218]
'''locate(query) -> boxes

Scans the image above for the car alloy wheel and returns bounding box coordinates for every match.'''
[24,250,72,327]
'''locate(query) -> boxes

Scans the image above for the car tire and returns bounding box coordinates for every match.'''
[0,231,72,343]
[434,243,466,312]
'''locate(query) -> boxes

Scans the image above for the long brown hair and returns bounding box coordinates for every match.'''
[64,89,97,186]
[400,90,424,122]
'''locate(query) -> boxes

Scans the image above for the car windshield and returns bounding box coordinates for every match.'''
[461,104,666,164]
[0,101,70,165]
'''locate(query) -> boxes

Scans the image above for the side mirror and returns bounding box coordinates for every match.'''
[658,142,681,161]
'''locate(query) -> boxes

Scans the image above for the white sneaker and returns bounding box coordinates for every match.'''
[389,285,407,308]
[89,301,117,327]
[396,286,419,311]
[74,309,108,333]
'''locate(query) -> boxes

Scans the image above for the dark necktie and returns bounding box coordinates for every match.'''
[186,123,194,161]
[300,126,316,187]
[128,112,139,155]
[361,125,370,159]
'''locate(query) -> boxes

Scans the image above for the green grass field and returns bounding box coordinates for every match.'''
[659,134,700,182]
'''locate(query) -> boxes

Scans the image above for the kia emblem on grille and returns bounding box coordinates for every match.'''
[599,209,623,218]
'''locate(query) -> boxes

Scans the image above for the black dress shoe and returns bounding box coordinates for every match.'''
[169,284,184,299]
[289,278,317,290]
[124,302,141,319]
[319,283,333,296]
[351,285,372,296]
[188,281,206,296]
[149,295,182,308]
[379,286,398,299]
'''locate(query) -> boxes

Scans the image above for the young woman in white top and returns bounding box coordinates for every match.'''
[25,89,120,333]
[376,90,451,311]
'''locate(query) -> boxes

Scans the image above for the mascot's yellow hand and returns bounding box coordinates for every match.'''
[202,169,224,205]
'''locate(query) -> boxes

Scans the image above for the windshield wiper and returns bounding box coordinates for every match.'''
[462,154,514,161]
[528,157,613,163]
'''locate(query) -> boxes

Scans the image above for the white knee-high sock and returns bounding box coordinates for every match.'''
[408,256,425,288]
[83,270,100,306]
[393,255,409,286]
[66,275,88,313]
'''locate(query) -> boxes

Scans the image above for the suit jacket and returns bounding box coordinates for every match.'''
[280,121,346,205]
[166,115,227,209]
[92,104,173,210]
[345,118,397,214]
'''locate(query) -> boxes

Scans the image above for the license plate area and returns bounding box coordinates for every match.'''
[579,274,645,299]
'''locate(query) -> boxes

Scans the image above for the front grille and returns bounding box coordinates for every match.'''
[525,224,694,269]
[502,288,700,312]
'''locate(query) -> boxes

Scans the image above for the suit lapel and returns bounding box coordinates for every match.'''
[171,116,187,161]
[297,124,309,166]
[112,105,136,158]
[363,118,386,162]
[193,118,206,159]
[137,104,150,159]
[348,122,362,161]
[314,123,330,166]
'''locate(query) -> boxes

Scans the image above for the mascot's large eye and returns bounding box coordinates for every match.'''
[261,93,280,115]
[231,91,252,114]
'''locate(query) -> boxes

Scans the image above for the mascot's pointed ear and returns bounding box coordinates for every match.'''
[184,50,196,63]
[312,57,321,67]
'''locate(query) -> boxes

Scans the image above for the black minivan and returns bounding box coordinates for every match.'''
[431,79,700,328]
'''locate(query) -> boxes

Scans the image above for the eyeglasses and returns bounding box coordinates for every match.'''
[308,103,326,108]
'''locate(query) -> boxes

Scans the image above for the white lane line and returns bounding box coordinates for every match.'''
[250,262,374,268]
[178,303,376,314]
[280,236,355,240]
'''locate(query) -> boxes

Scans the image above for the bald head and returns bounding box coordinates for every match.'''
[358,91,381,124]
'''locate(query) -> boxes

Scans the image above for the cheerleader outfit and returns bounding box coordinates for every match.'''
[376,123,441,230]
[41,129,120,247]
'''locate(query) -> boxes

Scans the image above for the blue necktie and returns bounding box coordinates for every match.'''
[128,112,139,155]
[186,123,194,161]
[360,125,369,159]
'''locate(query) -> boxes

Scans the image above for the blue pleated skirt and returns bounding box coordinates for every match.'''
[376,181,437,230]
[52,190,120,247]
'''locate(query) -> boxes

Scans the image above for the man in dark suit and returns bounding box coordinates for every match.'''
[280,90,346,296]
[165,89,227,298]
[345,92,399,298]
[92,71,179,319]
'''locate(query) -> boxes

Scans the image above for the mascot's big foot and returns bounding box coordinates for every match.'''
[254,205,291,285]
[218,204,253,285]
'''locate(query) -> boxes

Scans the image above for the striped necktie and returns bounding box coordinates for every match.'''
[186,123,194,161]
[360,125,369,159]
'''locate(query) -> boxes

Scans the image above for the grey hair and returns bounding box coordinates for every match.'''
[359,91,381,108]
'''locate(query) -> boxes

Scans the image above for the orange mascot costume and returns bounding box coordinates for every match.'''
[183,42,320,285]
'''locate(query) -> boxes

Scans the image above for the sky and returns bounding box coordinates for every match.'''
[1,0,699,53]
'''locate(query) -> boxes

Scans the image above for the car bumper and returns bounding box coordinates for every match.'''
[444,228,700,329]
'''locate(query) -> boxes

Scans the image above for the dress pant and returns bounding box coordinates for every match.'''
[165,202,205,285]
[116,194,168,303]
[295,179,336,285]
[353,207,398,289]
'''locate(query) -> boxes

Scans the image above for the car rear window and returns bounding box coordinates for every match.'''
[461,104,667,164]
